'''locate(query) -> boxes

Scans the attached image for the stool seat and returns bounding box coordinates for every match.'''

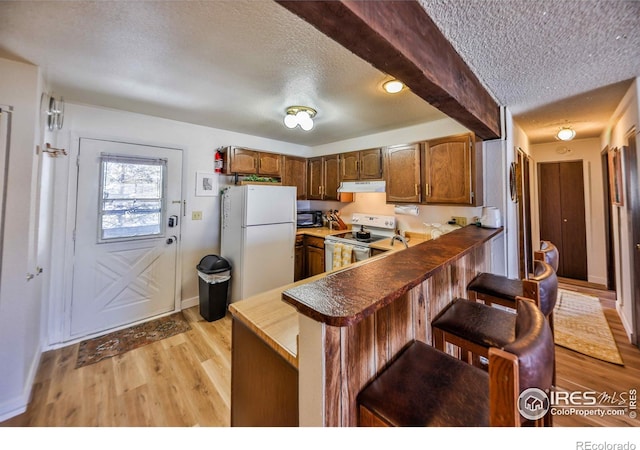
[357,340,489,427]
[431,298,516,350]
[467,273,523,302]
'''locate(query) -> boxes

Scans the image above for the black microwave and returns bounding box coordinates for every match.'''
[297,210,323,228]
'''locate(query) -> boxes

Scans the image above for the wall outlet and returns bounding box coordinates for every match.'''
[192,211,203,220]
[453,216,467,226]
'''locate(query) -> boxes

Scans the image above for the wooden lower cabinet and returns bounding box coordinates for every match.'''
[305,236,325,277]
[294,235,304,281]
[231,319,298,426]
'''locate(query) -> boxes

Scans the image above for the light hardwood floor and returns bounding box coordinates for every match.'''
[2,284,639,427]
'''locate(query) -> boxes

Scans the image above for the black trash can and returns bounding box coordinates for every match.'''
[197,255,232,322]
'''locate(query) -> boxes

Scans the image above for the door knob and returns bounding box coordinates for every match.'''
[166,236,177,245]
[563,218,568,222]
[636,243,640,250]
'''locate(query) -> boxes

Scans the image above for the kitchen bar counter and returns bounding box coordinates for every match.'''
[229,224,503,426]
[283,225,501,326]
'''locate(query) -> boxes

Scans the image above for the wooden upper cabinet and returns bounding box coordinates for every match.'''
[340,148,383,181]
[384,143,421,203]
[283,156,307,200]
[422,133,480,205]
[258,152,283,177]
[340,151,360,181]
[224,146,283,177]
[228,147,258,174]
[323,154,340,201]
[307,157,324,200]
[306,154,352,202]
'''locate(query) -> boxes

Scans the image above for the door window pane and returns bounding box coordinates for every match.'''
[99,155,166,241]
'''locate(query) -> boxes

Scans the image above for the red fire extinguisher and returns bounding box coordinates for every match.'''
[214,149,223,173]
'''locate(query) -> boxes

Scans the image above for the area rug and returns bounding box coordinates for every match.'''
[553,289,623,366]
[76,312,191,368]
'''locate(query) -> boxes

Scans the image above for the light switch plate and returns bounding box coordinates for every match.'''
[192,211,203,220]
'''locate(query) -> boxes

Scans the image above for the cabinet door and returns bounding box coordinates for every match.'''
[258,152,283,176]
[323,155,340,200]
[359,148,383,180]
[305,245,325,277]
[423,134,472,204]
[230,147,258,174]
[294,238,305,281]
[307,157,324,200]
[384,143,421,203]
[283,156,307,200]
[340,151,360,181]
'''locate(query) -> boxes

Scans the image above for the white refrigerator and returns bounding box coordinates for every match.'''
[220,184,297,303]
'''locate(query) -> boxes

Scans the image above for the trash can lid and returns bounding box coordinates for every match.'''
[197,255,231,274]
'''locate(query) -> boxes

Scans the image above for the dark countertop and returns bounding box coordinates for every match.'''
[282,225,503,327]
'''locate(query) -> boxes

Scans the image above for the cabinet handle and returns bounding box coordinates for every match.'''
[414,184,418,196]
[425,183,430,197]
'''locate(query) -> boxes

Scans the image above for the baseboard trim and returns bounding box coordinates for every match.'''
[0,343,42,422]
[181,296,199,310]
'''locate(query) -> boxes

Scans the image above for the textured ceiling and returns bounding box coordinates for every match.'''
[0,0,447,147]
[419,0,640,143]
[1,1,639,146]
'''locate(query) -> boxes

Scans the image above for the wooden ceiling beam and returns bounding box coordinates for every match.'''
[276,0,501,140]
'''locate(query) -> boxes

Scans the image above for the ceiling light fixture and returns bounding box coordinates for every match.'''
[283,106,316,131]
[556,126,576,141]
[383,79,404,94]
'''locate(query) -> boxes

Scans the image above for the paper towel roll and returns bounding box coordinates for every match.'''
[394,205,419,216]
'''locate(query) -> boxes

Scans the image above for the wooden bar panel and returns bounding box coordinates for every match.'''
[324,325,341,427]
[323,240,492,426]
[231,319,298,426]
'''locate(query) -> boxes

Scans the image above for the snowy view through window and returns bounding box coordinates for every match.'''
[100,157,166,240]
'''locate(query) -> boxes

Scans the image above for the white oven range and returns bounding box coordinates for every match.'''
[324,213,396,272]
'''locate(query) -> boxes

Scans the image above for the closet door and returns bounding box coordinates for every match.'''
[538,161,587,280]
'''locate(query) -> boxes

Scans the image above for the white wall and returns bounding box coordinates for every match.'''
[46,103,308,345]
[601,77,639,342]
[529,138,607,286]
[0,58,46,420]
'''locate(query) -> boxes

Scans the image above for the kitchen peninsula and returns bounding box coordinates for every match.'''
[229,225,503,426]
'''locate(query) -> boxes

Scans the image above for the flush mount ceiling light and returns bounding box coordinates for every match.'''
[556,126,576,141]
[383,79,405,94]
[283,105,316,131]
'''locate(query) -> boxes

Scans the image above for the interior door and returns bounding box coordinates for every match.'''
[70,138,182,338]
[538,161,587,280]
[516,148,533,279]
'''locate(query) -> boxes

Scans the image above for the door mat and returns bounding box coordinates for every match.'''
[76,312,191,368]
[553,289,623,366]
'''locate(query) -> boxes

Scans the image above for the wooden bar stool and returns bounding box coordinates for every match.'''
[534,240,559,272]
[433,259,558,389]
[466,259,558,329]
[357,298,555,427]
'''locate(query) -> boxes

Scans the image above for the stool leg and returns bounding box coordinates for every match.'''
[432,327,446,352]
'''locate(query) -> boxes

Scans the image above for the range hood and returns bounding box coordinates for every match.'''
[337,180,386,193]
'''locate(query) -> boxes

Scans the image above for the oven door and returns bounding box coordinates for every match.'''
[324,239,371,272]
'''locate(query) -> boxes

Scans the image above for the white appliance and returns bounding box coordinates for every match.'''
[220,185,296,303]
[324,213,396,272]
[480,206,502,228]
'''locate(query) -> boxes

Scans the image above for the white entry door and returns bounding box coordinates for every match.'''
[70,138,182,338]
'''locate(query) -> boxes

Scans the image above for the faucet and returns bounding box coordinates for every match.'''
[390,234,409,249]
